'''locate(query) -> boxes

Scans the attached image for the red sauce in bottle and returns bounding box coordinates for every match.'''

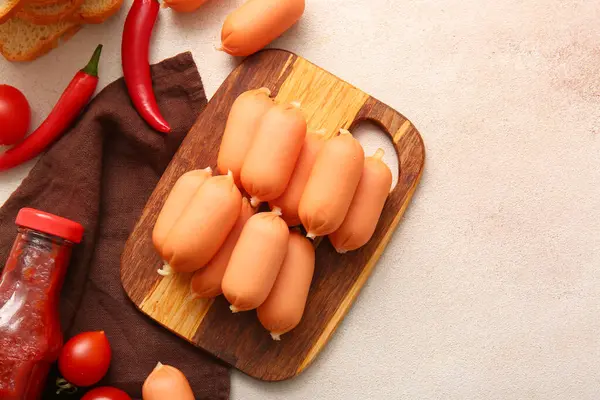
[0,208,83,400]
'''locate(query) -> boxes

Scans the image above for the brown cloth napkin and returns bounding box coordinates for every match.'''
[0,52,230,399]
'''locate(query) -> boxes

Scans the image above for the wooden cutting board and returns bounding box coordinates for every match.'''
[120,49,425,381]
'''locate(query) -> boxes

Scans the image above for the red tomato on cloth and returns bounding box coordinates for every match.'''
[82,386,132,400]
[58,331,112,387]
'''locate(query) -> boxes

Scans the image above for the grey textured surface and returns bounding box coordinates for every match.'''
[2,0,600,398]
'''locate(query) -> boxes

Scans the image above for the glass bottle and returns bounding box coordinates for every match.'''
[0,208,83,399]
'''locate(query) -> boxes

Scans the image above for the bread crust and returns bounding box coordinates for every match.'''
[18,0,85,25]
[70,0,123,24]
[0,0,26,24]
[28,0,71,6]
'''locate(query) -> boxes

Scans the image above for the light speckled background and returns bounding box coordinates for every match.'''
[2,0,600,398]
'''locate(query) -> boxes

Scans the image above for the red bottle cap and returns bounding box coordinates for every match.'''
[16,208,84,244]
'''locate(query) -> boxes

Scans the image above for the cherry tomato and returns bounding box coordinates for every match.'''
[81,387,132,400]
[58,331,112,387]
[0,84,30,145]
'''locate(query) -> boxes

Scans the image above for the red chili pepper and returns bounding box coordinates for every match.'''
[122,0,171,133]
[0,45,102,172]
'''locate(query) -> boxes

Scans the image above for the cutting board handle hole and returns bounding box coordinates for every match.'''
[349,120,399,190]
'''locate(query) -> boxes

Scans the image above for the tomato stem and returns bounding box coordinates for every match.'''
[56,377,78,395]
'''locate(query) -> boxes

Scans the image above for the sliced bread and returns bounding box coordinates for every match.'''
[0,0,25,24]
[18,0,85,25]
[71,0,123,24]
[0,18,81,61]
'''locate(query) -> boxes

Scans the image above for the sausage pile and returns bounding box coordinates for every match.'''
[152,88,392,340]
